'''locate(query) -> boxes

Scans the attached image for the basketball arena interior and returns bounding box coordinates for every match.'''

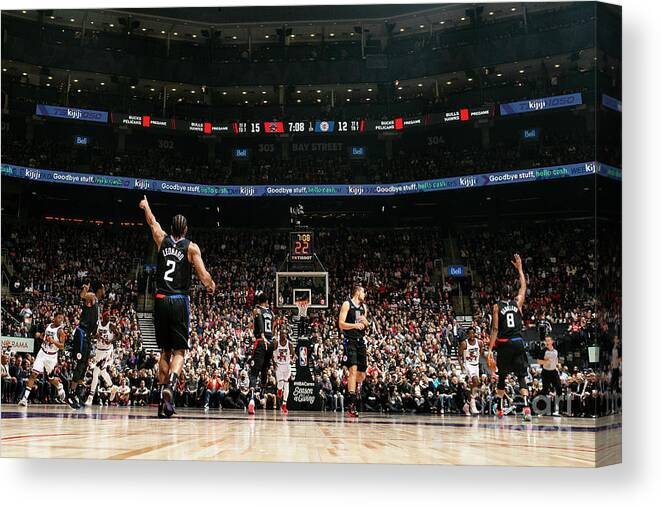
[0,3,621,466]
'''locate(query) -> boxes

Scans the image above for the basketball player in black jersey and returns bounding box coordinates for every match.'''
[339,284,369,417]
[139,195,215,418]
[486,254,531,421]
[67,280,105,408]
[248,291,274,415]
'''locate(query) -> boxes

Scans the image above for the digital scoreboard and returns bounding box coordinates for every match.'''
[290,231,314,262]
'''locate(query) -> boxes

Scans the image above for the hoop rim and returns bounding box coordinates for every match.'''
[294,299,310,317]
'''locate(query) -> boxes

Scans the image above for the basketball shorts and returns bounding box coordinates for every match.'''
[250,338,274,386]
[153,294,190,351]
[94,347,114,369]
[495,338,528,390]
[275,363,292,384]
[33,349,58,376]
[465,363,480,379]
[343,338,367,373]
[71,327,91,382]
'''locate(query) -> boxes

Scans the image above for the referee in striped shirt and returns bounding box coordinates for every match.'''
[538,336,561,415]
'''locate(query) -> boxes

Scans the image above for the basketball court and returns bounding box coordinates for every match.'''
[0,405,621,466]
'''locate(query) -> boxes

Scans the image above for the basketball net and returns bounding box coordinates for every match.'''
[295,300,309,318]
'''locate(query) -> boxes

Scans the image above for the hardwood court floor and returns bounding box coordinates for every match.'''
[0,405,621,467]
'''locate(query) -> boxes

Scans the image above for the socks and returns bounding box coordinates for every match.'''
[496,396,504,412]
[159,372,179,400]
[57,386,66,401]
[22,387,32,401]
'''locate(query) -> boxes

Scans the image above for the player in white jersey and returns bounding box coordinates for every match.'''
[273,329,295,414]
[85,311,119,406]
[459,327,482,380]
[18,311,70,407]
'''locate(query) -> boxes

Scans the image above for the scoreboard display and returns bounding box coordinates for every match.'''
[290,231,314,262]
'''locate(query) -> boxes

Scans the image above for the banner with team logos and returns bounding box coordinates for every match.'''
[1,161,619,198]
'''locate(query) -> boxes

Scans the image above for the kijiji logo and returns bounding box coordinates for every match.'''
[348,186,364,195]
[460,176,477,187]
[25,169,42,180]
[584,162,597,173]
[67,108,83,119]
[528,99,546,110]
[134,179,150,190]
[240,186,255,196]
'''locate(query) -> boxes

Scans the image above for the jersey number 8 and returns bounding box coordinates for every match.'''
[506,313,515,328]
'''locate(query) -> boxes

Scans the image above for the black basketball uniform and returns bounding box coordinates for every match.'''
[153,236,192,351]
[72,298,99,382]
[495,299,528,390]
[251,306,274,388]
[343,299,367,373]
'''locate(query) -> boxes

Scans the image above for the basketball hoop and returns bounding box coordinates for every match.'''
[295,300,309,318]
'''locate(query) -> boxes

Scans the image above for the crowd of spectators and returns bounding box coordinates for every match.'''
[1,220,621,417]
[1,125,596,186]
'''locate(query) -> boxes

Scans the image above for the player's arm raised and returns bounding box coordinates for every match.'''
[79,283,94,302]
[338,301,364,331]
[512,253,526,311]
[138,195,167,249]
[188,242,215,293]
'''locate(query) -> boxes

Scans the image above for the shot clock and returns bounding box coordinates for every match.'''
[289,231,314,262]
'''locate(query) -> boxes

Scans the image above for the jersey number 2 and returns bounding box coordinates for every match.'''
[164,259,176,282]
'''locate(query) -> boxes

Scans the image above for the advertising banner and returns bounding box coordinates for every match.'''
[499,93,583,116]
[1,161,616,198]
[2,336,35,353]
[36,104,108,123]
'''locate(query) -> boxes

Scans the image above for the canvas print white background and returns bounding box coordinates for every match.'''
[1,0,659,503]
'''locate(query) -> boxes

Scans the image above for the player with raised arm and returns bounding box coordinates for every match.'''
[84,311,120,407]
[339,284,369,418]
[18,310,70,407]
[139,195,215,418]
[486,254,532,421]
[68,281,105,408]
